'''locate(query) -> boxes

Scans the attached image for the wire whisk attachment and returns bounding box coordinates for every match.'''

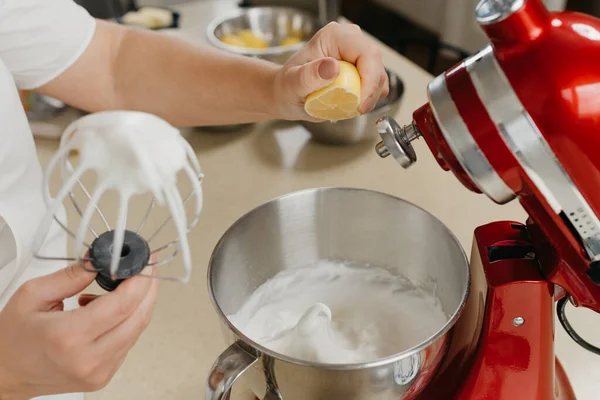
[32,111,204,291]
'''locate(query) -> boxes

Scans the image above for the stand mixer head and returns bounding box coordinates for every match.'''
[375,0,600,315]
[29,111,204,292]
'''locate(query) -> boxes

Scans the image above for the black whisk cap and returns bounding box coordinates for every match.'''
[89,230,151,291]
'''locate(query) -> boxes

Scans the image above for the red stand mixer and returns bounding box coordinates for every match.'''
[374,0,600,398]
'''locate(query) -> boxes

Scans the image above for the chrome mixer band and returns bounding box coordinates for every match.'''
[429,45,600,262]
[376,50,600,263]
[427,74,514,205]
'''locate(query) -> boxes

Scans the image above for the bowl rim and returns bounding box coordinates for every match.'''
[206,6,321,56]
[207,186,471,371]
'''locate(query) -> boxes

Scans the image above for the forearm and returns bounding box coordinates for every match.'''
[39,20,281,127]
[113,27,280,126]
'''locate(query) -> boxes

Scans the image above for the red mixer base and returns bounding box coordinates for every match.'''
[555,359,576,400]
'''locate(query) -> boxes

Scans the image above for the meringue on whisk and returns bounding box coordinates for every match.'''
[31,111,204,291]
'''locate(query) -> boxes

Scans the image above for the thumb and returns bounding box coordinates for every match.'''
[25,262,97,308]
[292,57,340,98]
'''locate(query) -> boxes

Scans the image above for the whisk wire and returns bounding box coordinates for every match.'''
[150,239,179,255]
[60,155,100,238]
[148,247,180,267]
[75,181,108,263]
[51,215,92,249]
[34,161,87,255]
[164,185,192,282]
[137,197,156,234]
[147,186,195,243]
[182,138,202,176]
[145,179,202,270]
[67,192,99,238]
[109,192,130,279]
[183,164,203,230]
[134,271,189,283]
[63,159,112,232]
[34,255,94,263]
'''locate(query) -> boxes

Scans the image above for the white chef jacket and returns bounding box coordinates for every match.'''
[0,0,96,399]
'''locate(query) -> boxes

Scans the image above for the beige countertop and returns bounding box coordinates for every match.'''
[31,1,600,399]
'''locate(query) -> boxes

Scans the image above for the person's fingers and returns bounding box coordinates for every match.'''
[287,57,340,99]
[78,293,99,307]
[49,301,65,312]
[16,262,97,311]
[93,271,159,355]
[356,55,386,113]
[361,67,389,113]
[69,269,154,339]
[379,69,390,101]
[310,23,384,114]
[84,338,130,391]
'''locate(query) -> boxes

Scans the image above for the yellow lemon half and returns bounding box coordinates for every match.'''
[304,61,361,121]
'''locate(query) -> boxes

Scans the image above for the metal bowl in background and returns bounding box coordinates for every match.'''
[206,7,321,65]
[300,69,405,145]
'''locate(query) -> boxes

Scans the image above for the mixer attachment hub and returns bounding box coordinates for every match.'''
[375,116,420,168]
[90,230,151,291]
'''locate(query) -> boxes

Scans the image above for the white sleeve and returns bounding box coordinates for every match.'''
[0,0,96,90]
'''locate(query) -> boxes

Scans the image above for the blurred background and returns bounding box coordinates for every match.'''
[75,0,600,75]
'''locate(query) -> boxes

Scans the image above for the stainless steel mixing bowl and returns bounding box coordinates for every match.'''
[300,69,404,145]
[206,187,470,400]
[206,7,321,64]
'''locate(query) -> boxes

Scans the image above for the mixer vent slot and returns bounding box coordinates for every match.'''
[488,244,535,262]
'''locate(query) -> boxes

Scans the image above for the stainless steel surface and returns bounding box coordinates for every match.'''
[206,7,321,65]
[300,70,404,145]
[375,117,419,168]
[375,141,391,158]
[207,187,470,400]
[428,72,515,205]
[475,0,525,25]
[318,0,340,25]
[466,45,600,261]
[206,342,260,400]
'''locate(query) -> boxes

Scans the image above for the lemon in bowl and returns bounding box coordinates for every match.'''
[207,7,320,65]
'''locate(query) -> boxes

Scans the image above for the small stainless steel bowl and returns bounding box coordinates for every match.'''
[300,69,405,145]
[206,7,321,64]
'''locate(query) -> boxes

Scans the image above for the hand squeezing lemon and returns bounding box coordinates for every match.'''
[304,61,361,121]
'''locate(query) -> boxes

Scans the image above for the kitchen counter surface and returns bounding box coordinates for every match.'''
[32,0,599,399]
